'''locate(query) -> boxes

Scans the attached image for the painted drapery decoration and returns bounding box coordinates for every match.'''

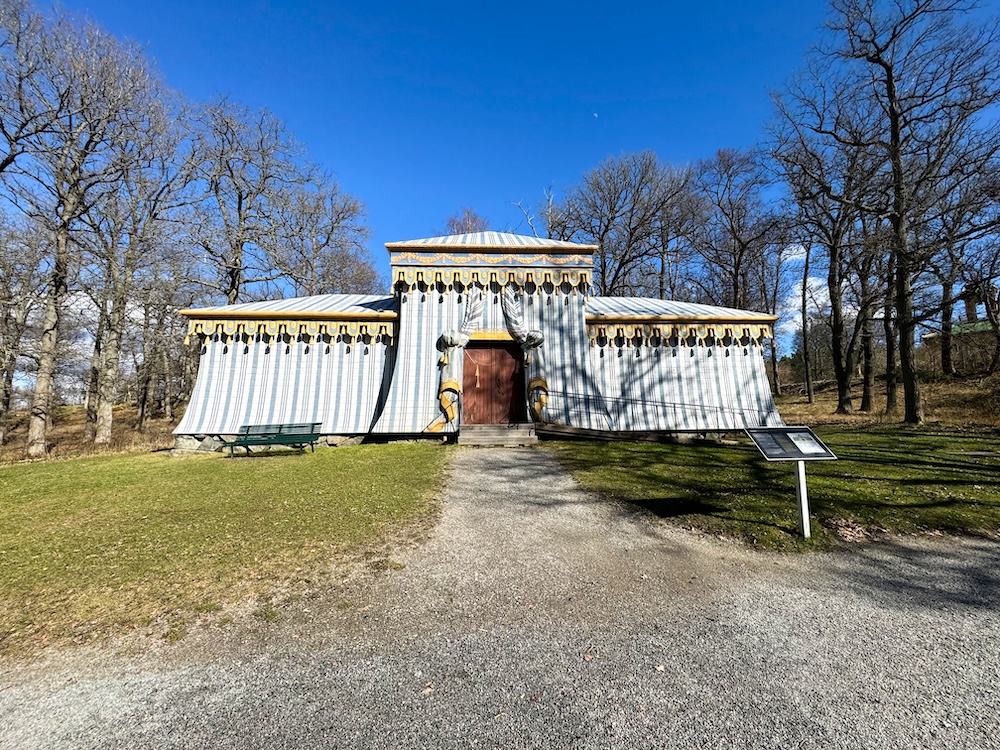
[425,290,486,432]
[500,286,544,356]
[501,285,547,422]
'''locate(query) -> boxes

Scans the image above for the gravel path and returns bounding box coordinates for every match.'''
[3,447,999,749]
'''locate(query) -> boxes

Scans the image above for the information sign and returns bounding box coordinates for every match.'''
[744,426,837,540]
[745,427,836,462]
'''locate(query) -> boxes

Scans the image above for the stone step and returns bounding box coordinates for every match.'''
[457,423,538,446]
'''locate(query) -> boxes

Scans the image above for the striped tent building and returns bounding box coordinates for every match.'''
[175,232,783,440]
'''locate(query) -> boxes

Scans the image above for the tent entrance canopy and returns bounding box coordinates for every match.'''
[462,343,526,425]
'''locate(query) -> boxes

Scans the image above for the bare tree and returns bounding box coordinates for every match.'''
[689,149,780,311]
[0,212,44,443]
[132,234,203,431]
[919,160,1000,374]
[557,152,674,296]
[823,0,1000,423]
[963,227,1000,373]
[773,0,1000,422]
[79,86,195,444]
[749,215,795,393]
[445,208,489,235]
[0,0,63,174]
[192,99,313,304]
[772,82,885,414]
[5,15,154,457]
[270,178,376,296]
[0,3,375,451]
[650,166,699,301]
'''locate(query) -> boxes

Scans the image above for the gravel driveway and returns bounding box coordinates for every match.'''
[3,447,999,749]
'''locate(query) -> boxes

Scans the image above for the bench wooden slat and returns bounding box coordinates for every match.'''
[222,423,322,457]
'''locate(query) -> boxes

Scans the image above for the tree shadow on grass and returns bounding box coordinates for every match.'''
[220,448,318,460]
[626,496,726,518]
[551,436,1000,547]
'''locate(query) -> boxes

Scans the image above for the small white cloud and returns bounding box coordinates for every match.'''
[784,243,808,263]
[777,276,831,341]
[593,112,598,118]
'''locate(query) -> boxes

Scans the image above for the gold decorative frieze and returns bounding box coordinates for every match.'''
[390,252,593,267]
[586,321,772,346]
[184,318,395,345]
[392,267,591,291]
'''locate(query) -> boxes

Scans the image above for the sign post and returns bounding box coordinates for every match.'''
[744,427,837,540]
[795,459,810,538]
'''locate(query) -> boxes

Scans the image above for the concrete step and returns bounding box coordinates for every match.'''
[457,423,537,447]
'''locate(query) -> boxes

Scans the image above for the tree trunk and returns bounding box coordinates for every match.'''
[884,253,898,415]
[860,313,874,413]
[135,306,154,433]
[801,246,814,403]
[895,246,924,424]
[26,299,61,457]
[0,347,16,445]
[823,225,857,415]
[658,247,667,300]
[26,232,69,458]
[94,324,120,445]
[940,279,955,376]
[84,315,104,443]
[884,313,899,415]
[0,305,26,446]
[829,275,854,414]
[162,345,174,420]
[883,58,923,425]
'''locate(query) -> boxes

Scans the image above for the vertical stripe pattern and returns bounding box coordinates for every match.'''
[588,339,783,431]
[371,288,466,433]
[174,335,392,435]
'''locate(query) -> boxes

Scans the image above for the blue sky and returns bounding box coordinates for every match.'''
[61,0,837,280]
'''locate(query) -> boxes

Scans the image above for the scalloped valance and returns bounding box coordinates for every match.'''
[586,321,772,346]
[184,318,395,345]
[392,267,591,291]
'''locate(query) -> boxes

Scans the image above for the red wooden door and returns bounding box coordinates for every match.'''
[462,344,526,424]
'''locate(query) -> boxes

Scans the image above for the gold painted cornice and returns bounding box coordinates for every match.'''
[585,313,778,324]
[390,251,593,266]
[386,241,598,252]
[179,308,397,321]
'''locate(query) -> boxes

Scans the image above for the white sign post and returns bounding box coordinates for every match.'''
[744,427,837,540]
[795,459,810,539]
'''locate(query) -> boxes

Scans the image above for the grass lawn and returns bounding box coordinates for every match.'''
[549,427,1000,549]
[0,443,447,655]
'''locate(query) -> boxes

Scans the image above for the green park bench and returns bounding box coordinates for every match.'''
[222,422,323,457]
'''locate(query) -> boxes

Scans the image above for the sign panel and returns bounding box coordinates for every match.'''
[745,427,837,462]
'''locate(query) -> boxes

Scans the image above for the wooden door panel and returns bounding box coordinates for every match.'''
[462,348,490,424]
[493,346,517,424]
[462,344,525,425]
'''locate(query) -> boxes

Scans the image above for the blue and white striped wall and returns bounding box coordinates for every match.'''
[174,333,393,436]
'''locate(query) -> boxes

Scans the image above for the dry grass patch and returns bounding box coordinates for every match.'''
[0,404,176,464]
[777,374,1000,430]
